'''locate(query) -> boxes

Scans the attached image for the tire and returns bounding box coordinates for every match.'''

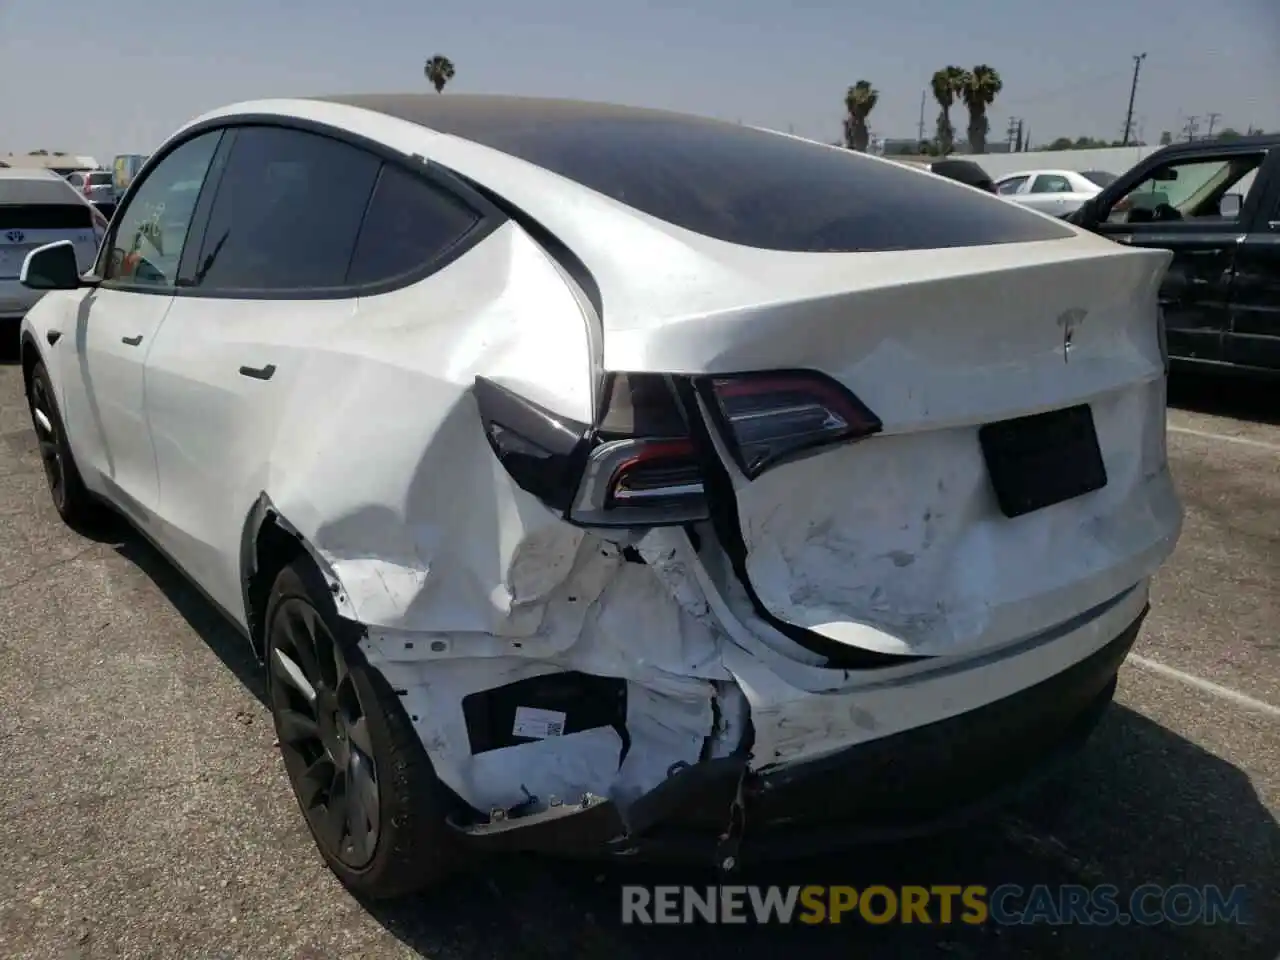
[264,558,464,899]
[26,360,101,528]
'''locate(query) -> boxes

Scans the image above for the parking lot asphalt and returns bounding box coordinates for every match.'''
[0,344,1276,960]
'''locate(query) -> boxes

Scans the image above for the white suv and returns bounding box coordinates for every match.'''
[17,95,1182,899]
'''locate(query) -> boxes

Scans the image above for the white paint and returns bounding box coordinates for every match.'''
[1128,654,1280,718]
[19,96,1186,823]
[1167,425,1280,453]
[512,706,567,739]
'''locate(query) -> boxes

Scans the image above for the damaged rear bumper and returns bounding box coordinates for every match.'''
[449,605,1146,864]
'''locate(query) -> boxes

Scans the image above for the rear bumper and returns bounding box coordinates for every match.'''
[450,605,1147,865]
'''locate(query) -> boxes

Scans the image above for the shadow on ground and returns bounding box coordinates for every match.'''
[70,507,1280,960]
[347,701,1278,960]
[75,510,267,705]
[1168,368,1280,426]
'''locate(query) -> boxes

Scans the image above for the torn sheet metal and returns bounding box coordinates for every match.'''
[702,375,1181,660]
[360,529,732,815]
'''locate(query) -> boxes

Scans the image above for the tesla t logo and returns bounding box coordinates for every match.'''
[1057,308,1087,364]
[5,230,24,243]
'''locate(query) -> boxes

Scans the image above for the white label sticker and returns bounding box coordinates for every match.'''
[512,706,566,739]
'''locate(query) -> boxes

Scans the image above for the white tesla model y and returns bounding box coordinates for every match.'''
[17,95,1183,899]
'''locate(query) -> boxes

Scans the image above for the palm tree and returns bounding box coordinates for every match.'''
[930,66,966,155]
[842,81,879,152]
[960,65,1003,154]
[424,55,456,93]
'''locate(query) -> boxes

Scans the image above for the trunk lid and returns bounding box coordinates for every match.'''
[618,243,1183,659]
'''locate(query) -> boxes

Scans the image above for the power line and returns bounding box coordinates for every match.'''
[1121,53,1147,146]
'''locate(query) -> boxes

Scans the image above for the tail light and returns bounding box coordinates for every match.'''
[697,372,881,479]
[475,369,880,529]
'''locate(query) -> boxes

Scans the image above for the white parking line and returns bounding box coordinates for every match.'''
[1167,425,1280,453]
[1128,654,1280,718]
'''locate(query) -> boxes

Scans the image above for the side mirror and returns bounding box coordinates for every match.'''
[1152,167,1179,182]
[1220,193,1243,219]
[21,240,86,291]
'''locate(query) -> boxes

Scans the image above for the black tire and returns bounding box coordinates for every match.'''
[264,558,464,899]
[26,360,101,528]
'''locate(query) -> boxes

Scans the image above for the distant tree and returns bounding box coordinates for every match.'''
[1046,137,1074,151]
[1216,128,1242,141]
[960,65,1002,154]
[930,66,966,155]
[27,149,49,156]
[1158,130,1174,146]
[842,80,879,152]
[424,54,456,93]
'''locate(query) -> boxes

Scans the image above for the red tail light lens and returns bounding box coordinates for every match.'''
[701,371,881,479]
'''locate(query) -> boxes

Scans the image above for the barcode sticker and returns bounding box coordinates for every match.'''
[512,706,567,739]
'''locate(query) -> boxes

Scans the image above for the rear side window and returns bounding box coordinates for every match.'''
[1031,174,1073,194]
[997,176,1029,195]
[1081,170,1117,188]
[346,163,480,287]
[192,126,380,292]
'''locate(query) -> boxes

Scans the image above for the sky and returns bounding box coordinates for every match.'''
[2,0,1278,160]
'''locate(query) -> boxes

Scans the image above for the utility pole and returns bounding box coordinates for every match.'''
[1205,112,1221,138]
[1182,115,1200,141]
[917,89,926,144]
[1121,52,1147,146]
[1005,116,1020,151]
[1016,118,1026,152]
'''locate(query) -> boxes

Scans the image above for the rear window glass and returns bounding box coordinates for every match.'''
[0,176,83,205]
[321,97,1074,251]
[86,172,113,186]
[0,204,93,229]
[1081,170,1118,187]
[470,121,1068,250]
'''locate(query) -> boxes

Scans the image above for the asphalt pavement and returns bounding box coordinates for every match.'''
[0,341,1276,960]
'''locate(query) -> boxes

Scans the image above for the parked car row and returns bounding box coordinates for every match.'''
[0,168,107,328]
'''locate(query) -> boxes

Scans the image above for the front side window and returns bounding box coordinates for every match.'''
[105,131,223,286]
[1031,174,1072,194]
[189,126,381,292]
[1106,153,1266,223]
[997,176,1029,195]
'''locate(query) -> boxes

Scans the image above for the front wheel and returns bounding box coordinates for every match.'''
[26,360,101,528]
[264,559,465,899]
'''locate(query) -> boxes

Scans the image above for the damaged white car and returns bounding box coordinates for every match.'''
[17,94,1182,899]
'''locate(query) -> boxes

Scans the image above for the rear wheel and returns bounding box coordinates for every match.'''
[26,360,101,527]
[264,559,464,899]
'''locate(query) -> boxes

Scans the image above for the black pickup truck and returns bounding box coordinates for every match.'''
[1067,135,1280,374]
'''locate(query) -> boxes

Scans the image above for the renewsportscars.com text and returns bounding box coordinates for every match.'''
[621,884,1251,926]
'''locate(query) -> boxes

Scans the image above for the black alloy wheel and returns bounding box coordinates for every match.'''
[28,370,66,511]
[269,596,381,869]
[26,360,98,526]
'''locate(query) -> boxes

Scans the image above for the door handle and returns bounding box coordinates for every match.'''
[238,363,276,381]
[121,335,142,346]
